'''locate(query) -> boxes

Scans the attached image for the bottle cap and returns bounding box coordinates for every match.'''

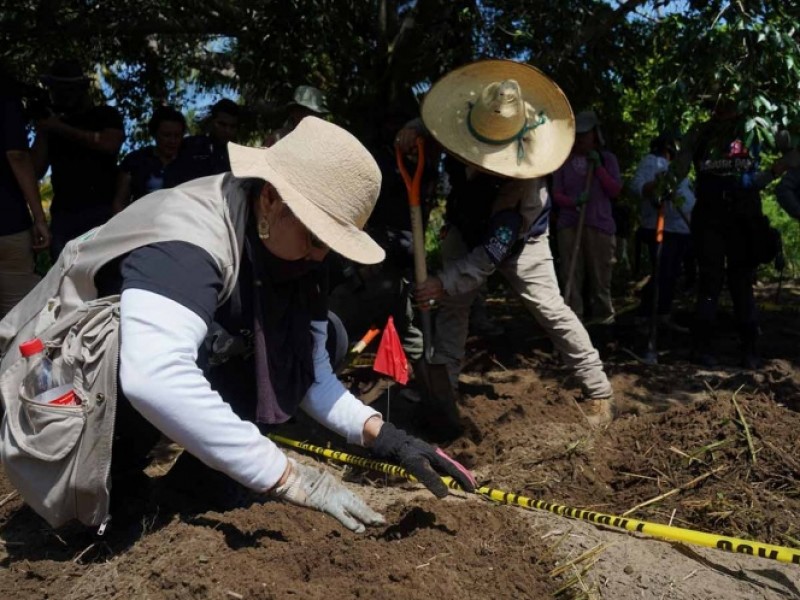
[19,338,45,357]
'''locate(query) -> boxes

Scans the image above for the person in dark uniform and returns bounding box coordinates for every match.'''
[112,106,186,211]
[31,60,125,260]
[671,98,787,367]
[165,98,239,186]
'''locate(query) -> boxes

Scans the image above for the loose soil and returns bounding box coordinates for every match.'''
[2,281,800,599]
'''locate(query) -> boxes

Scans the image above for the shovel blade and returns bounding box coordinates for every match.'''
[414,361,463,441]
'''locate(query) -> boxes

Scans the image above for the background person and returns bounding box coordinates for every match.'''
[671,98,787,368]
[630,133,696,327]
[0,67,50,318]
[112,106,186,212]
[264,85,330,147]
[30,59,124,261]
[552,110,622,324]
[166,98,239,186]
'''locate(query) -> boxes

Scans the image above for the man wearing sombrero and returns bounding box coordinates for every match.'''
[405,60,613,423]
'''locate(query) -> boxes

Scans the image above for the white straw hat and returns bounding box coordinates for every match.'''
[421,59,574,179]
[228,117,385,264]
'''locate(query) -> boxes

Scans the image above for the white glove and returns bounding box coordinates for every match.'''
[270,459,386,533]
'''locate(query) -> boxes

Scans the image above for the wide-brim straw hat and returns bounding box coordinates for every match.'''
[421,59,574,179]
[228,117,385,264]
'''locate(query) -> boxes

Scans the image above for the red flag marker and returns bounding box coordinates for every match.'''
[373,316,409,385]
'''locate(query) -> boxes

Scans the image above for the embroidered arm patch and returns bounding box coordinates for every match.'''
[483,209,523,266]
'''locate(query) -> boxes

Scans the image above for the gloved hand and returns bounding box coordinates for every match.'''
[587,150,602,168]
[575,191,590,207]
[653,170,679,200]
[371,422,477,497]
[271,459,386,533]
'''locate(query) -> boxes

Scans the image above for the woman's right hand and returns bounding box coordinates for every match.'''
[270,459,386,533]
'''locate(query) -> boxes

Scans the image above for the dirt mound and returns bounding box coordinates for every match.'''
[2,282,800,599]
[0,481,555,600]
[600,391,800,544]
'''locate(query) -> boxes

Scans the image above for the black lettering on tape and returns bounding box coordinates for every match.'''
[757,548,778,561]
[736,544,753,555]
[717,540,733,552]
[636,523,645,533]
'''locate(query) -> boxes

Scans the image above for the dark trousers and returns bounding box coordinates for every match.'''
[638,228,691,316]
[691,218,758,349]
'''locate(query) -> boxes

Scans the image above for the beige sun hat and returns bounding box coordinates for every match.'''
[421,59,574,179]
[228,117,385,264]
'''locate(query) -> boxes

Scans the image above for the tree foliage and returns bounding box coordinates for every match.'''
[1,0,799,158]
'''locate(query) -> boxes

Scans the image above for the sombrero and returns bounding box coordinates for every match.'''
[421,59,574,179]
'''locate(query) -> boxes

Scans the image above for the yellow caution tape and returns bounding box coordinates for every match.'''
[268,434,800,566]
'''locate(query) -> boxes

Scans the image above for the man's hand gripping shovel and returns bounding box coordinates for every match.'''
[396,139,463,440]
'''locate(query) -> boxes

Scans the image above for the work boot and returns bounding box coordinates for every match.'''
[582,396,615,428]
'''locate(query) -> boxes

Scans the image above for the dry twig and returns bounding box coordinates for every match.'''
[731,385,757,464]
[622,466,727,517]
[0,491,18,509]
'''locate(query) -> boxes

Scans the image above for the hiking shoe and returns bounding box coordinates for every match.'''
[692,351,718,369]
[583,397,615,428]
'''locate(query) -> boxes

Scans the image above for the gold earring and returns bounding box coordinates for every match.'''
[257,218,270,240]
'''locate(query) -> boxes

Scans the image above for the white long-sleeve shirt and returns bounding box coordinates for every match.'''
[119,288,378,492]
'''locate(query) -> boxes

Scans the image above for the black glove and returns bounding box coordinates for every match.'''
[371,422,477,498]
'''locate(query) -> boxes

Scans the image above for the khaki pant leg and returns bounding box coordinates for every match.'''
[557,227,584,318]
[0,230,40,319]
[430,227,480,388]
[500,235,612,398]
[583,228,616,323]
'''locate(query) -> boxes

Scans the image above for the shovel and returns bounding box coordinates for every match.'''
[563,165,595,306]
[642,196,667,365]
[396,139,462,438]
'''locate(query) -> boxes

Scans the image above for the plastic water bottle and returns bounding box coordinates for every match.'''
[19,338,79,406]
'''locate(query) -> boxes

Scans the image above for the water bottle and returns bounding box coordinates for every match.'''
[19,338,79,406]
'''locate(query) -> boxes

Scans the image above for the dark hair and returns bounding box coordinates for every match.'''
[210,98,240,119]
[148,106,187,137]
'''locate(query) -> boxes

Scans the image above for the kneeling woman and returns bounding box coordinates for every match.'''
[0,118,474,533]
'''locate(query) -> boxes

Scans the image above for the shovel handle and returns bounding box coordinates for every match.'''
[396,138,425,208]
[397,139,434,360]
[397,139,429,285]
[563,166,595,304]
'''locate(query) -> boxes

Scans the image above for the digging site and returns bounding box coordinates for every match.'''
[1,283,798,600]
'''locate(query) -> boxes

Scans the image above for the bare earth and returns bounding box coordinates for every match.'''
[1,281,799,599]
